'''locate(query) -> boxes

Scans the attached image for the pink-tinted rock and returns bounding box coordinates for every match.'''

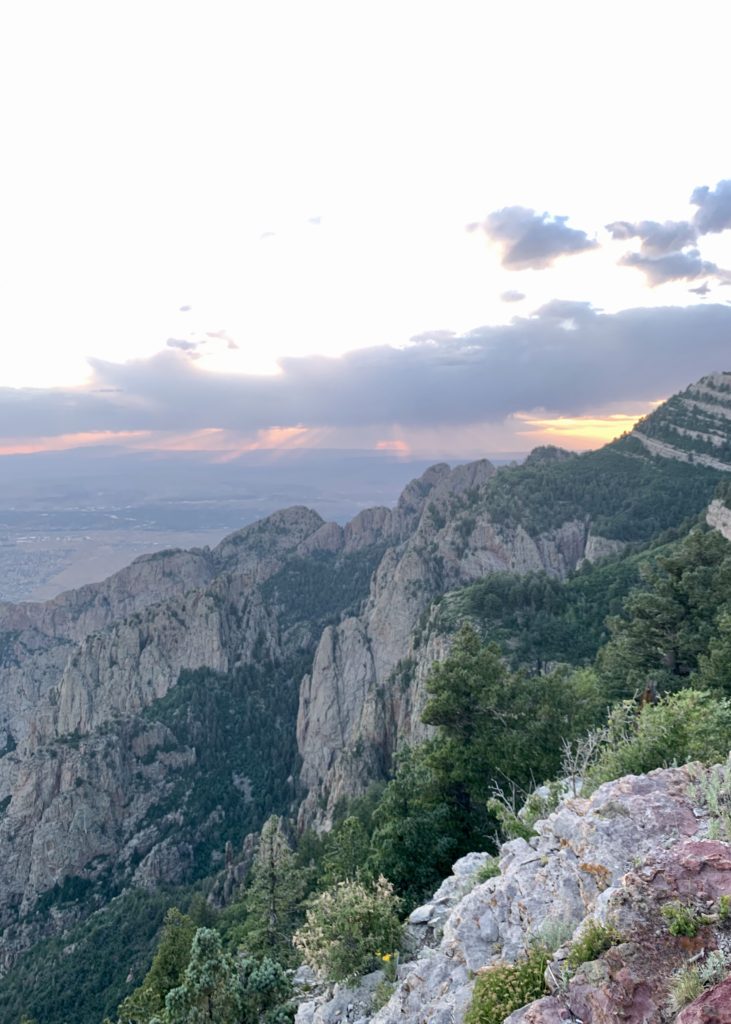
[504,996,571,1023]
[646,840,731,901]
[676,977,731,1023]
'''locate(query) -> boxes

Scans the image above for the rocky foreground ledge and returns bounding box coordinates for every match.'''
[296,761,731,1024]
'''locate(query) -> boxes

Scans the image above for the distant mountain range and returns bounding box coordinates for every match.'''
[0,449,498,601]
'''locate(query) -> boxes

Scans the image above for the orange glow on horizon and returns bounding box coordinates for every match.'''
[0,431,152,455]
[0,426,320,458]
[375,439,411,456]
[515,411,647,449]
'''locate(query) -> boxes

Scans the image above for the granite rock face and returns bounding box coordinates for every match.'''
[303,762,731,1024]
[707,497,731,542]
[675,978,731,1024]
[0,451,707,970]
[0,506,332,964]
[297,458,602,825]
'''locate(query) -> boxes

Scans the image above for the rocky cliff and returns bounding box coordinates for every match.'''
[0,383,727,972]
[297,760,731,1024]
[0,454,601,937]
[297,458,601,825]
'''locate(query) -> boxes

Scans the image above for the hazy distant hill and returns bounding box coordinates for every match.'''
[0,448,487,601]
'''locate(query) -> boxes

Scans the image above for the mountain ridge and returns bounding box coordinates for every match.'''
[631,369,731,470]
[0,372,729,1001]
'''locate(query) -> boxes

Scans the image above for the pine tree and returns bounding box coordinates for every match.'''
[117,908,196,1024]
[163,928,240,1024]
[322,816,371,884]
[236,816,307,965]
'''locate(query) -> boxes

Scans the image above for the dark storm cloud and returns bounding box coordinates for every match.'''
[691,179,731,234]
[606,219,697,256]
[619,250,719,286]
[481,206,598,269]
[2,304,731,440]
[500,290,526,303]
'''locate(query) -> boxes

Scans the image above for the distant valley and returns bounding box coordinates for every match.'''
[0,448,500,601]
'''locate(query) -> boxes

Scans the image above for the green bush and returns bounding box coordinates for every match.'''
[487,782,563,844]
[690,760,731,840]
[474,858,501,885]
[583,689,731,794]
[661,901,704,937]
[667,964,704,1012]
[293,876,402,983]
[465,947,548,1024]
[566,920,620,971]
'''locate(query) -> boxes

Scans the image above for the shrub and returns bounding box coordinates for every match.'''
[474,858,501,885]
[661,901,704,937]
[583,690,731,795]
[668,950,729,1013]
[487,781,563,843]
[370,979,395,1013]
[465,947,548,1024]
[668,964,704,1013]
[691,760,731,841]
[293,876,402,983]
[566,921,620,972]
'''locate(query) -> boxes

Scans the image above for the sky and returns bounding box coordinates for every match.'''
[1,0,730,458]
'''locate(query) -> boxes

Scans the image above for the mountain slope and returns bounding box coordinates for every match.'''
[631,369,731,469]
[297,761,731,1024]
[296,435,725,823]
[0,372,728,998]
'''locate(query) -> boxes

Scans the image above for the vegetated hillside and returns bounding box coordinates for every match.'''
[476,438,721,540]
[437,537,673,672]
[295,434,724,827]
[631,368,731,469]
[7,517,731,1024]
[0,373,730,1023]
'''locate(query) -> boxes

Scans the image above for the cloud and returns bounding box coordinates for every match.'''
[605,219,697,256]
[619,250,719,286]
[480,206,598,269]
[500,290,526,303]
[689,282,711,296]
[167,338,199,352]
[691,179,731,235]
[531,299,597,323]
[2,304,730,443]
[606,180,731,287]
[409,329,456,344]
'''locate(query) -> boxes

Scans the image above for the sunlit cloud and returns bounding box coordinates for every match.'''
[375,439,411,456]
[515,411,654,449]
[0,431,152,456]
